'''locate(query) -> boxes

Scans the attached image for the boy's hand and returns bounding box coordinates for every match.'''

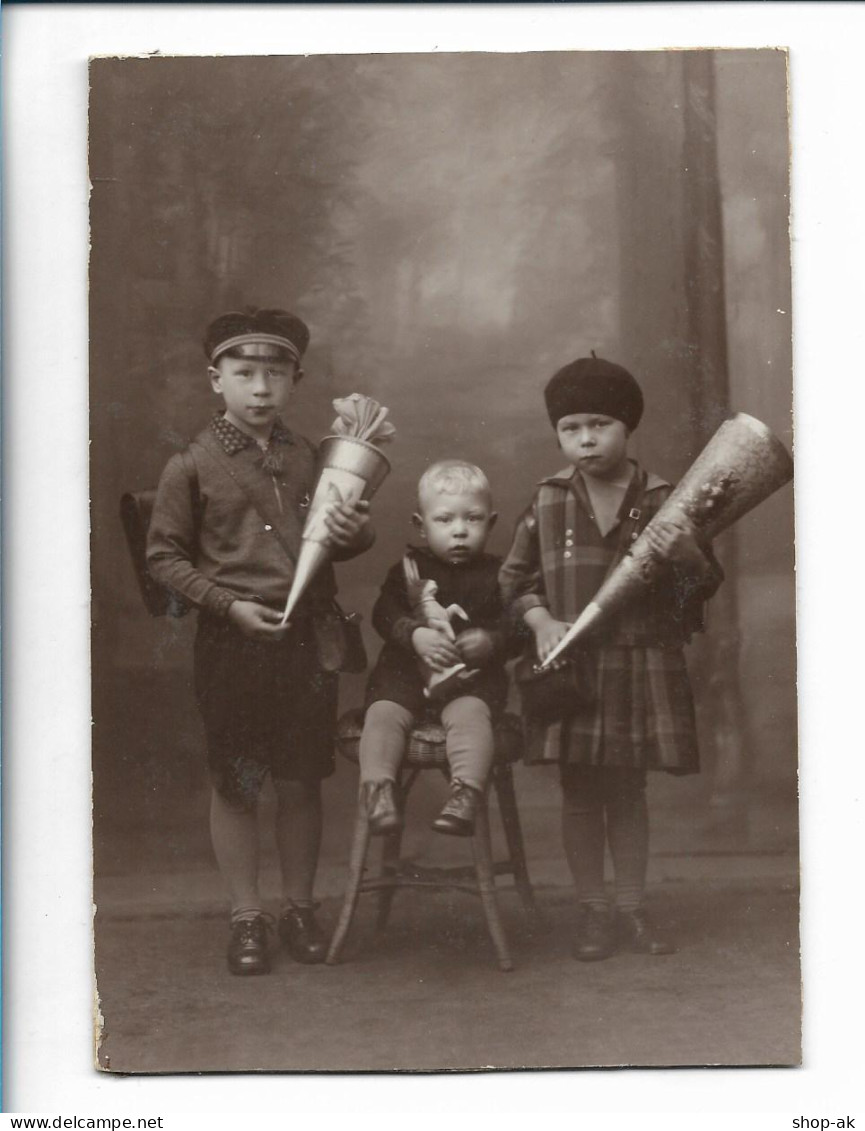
[412,626,462,672]
[323,499,371,549]
[455,627,494,667]
[228,600,290,642]
[643,517,708,573]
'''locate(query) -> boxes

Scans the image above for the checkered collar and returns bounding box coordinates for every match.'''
[210,411,294,456]
[538,459,669,492]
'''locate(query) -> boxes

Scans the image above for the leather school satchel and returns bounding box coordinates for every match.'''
[119,451,199,618]
[514,650,596,724]
[311,601,368,674]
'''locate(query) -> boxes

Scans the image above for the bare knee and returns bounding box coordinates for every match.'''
[211,759,268,815]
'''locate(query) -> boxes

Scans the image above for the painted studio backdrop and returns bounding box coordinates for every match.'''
[89,51,796,1071]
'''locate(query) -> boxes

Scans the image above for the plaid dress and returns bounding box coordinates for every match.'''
[499,461,722,773]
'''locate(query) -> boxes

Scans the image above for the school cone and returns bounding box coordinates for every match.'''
[539,412,794,669]
[280,435,391,625]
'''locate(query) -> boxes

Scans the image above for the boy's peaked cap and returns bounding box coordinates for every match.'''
[544,354,644,431]
[204,307,311,363]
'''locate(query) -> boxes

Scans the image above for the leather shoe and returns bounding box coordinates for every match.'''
[572,903,615,962]
[432,779,481,837]
[361,779,403,835]
[227,913,271,976]
[618,908,676,955]
[279,903,327,964]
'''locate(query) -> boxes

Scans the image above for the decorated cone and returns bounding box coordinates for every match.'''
[281,433,392,625]
[540,412,793,669]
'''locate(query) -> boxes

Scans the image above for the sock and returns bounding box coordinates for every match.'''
[281,899,317,915]
[358,700,414,783]
[231,906,264,923]
[561,773,609,909]
[606,772,649,913]
[273,779,322,907]
[209,787,262,913]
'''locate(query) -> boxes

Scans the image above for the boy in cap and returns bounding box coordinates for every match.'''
[500,354,722,961]
[147,307,374,975]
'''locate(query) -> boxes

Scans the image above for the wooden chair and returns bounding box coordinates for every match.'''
[326,708,536,972]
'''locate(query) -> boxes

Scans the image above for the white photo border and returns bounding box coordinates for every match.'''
[3,0,861,1120]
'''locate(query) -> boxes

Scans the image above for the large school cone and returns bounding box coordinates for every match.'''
[280,435,391,625]
[539,412,793,669]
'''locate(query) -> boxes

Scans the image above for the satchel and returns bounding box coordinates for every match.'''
[515,652,595,724]
[312,601,368,674]
[119,450,200,618]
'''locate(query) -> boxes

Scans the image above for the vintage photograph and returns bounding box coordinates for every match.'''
[89,48,797,1073]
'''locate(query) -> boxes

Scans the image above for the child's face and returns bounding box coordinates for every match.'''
[414,487,497,566]
[209,352,299,438]
[556,413,630,480]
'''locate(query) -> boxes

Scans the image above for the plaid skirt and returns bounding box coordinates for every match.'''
[523,645,700,774]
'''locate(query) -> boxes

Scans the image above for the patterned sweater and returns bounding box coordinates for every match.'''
[147,413,369,617]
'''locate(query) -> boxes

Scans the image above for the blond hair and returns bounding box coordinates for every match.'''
[417,459,492,510]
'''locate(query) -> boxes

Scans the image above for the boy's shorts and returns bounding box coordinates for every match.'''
[194,612,337,809]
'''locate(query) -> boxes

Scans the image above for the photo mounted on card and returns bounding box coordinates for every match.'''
[90,49,797,1073]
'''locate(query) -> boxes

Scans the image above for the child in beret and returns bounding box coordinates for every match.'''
[500,355,723,960]
[147,307,374,976]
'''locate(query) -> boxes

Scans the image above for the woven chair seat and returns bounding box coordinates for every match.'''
[336,706,523,768]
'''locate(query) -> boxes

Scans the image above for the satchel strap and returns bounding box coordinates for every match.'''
[179,448,201,525]
[604,467,649,580]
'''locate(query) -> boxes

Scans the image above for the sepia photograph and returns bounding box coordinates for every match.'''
[86,46,798,1075]
[10,0,865,1114]
[86,47,798,1075]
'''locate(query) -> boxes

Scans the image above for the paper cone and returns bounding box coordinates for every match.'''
[281,435,391,624]
[280,541,332,625]
[540,412,793,668]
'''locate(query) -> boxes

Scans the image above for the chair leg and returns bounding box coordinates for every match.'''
[375,824,404,932]
[326,802,371,965]
[492,760,538,916]
[471,799,514,972]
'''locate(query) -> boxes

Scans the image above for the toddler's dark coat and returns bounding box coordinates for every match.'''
[365,547,509,717]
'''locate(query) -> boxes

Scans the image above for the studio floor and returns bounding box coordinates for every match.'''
[95,865,800,1074]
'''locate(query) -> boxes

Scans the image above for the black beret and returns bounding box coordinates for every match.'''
[204,307,310,364]
[544,354,644,431]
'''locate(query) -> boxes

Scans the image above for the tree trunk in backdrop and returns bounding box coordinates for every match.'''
[681,51,752,821]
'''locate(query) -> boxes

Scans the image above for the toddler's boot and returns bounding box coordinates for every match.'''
[432,778,481,837]
[361,779,402,835]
